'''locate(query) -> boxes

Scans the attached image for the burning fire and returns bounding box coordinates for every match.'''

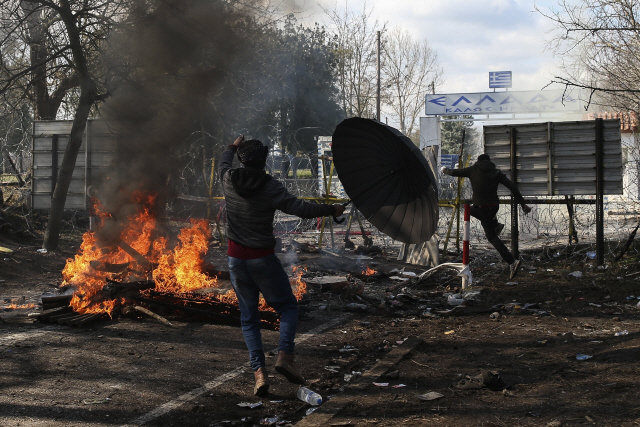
[153,220,215,293]
[291,265,307,300]
[362,266,376,276]
[62,192,308,317]
[62,192,217,316]
[2,300,36,310]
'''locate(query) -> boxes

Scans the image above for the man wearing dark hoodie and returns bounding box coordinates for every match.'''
[220,135,345,397]
[442,153,531,280]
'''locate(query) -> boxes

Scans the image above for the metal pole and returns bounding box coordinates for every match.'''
[510,127,519,260]
[455,130,466,251]
[595,118,605,266]
[376,31,381,121]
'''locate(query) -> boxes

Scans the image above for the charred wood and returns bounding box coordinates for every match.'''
[122,304,173,326]
[90,261,130,273]
[41,294,73,310]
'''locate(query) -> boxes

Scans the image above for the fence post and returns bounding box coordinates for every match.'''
[509,127,519,260]
[595,118,604,266]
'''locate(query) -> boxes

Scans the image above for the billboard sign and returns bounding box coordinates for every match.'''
[489,71,512,88]
[425,90,581,116]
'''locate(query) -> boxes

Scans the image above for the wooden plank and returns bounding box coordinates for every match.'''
[294,337,424,427]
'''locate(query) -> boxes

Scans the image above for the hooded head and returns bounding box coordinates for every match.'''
[237,139,268,169]
[477,154,491,162]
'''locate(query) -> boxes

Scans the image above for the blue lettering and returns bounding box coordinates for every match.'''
[452,96,473,106]
[429,96,446,106]
[477,95,496,105]
[527,94,548,103]
[500,95,522,105]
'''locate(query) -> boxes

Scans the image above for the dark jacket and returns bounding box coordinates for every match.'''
[220,146,335,249]
[443,159,525,207]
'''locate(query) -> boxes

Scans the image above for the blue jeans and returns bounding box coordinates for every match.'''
[228,254,299,371]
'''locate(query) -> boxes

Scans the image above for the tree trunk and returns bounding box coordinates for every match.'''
[42,0,98,251]
[42,79,95,250]
[42,80,96,251]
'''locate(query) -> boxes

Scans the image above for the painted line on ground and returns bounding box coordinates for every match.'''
[0,326,65,344]
[122,314,351,426]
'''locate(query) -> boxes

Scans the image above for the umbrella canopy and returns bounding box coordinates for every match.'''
[331,117,438,244]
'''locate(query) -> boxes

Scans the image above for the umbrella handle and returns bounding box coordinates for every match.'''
[333,199,351,223]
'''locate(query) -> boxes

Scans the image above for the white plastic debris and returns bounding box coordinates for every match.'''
[237,401,263,409]
[417,392,444,401]
[568,271,583,278]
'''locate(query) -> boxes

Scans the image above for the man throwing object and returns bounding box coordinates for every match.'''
[220,135,345,397]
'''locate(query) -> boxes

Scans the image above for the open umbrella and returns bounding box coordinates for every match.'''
[331,117,438,244]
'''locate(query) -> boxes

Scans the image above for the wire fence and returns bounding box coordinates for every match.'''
[5,148,639,264]
[177,150,640,264]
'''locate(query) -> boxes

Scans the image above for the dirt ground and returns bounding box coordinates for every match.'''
[2,213,640,427]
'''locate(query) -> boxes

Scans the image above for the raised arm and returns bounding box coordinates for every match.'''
[219,135,244,180]
[442,166,472,178]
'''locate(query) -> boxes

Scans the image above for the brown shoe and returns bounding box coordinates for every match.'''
[275,351,306,385]
[254,367,269,397]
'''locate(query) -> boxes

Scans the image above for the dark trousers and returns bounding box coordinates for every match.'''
[470,205,515,265]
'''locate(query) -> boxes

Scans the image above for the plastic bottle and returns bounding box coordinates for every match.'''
[297,387,322,406]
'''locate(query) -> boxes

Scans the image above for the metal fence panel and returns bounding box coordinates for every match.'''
[484,119,622,197]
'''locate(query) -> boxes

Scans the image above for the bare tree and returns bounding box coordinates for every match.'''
[538,0,640,112]
[0,0,132,249]
[323,1,385,118]
[382,27,443,142]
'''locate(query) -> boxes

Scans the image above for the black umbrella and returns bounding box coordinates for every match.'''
[331,117,438,244]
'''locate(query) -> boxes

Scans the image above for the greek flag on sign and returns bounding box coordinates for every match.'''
[489,71,512,89]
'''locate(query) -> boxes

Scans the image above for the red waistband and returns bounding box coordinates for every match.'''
[227,239,275,259]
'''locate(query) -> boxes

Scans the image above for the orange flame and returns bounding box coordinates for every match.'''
[61,191,308,319]
[154,219,216,292]
[62,193,218,316]
[362,266,376,275]
[291,265,308,300]
[2,301,36,310]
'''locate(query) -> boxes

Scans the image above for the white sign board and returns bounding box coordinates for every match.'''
[426,90,581,115]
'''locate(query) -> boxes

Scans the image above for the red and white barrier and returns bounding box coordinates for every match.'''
[462,203,470,289]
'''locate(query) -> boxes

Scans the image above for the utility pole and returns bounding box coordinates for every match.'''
[376,30,381,121]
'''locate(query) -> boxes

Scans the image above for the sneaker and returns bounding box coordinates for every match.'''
[509,259,522,280]
[275,351,306,385]
[495,223,505,236]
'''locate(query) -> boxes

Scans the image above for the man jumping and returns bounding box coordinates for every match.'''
[442,153,531,280]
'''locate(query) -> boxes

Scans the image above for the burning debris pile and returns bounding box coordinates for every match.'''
[38,193,307,328]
